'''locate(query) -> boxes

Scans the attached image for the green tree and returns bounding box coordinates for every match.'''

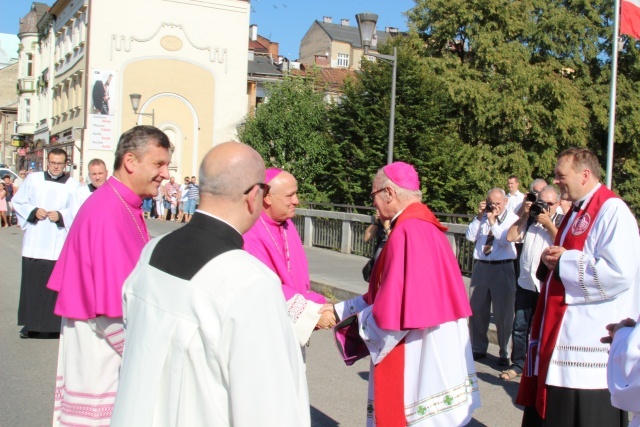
[407,0,640,215]
[239,71,334,201]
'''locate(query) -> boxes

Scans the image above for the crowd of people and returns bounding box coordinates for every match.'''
[0,168,26,227]
[10,124,640,427]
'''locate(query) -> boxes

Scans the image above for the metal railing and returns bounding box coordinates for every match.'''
[293,207,476,275]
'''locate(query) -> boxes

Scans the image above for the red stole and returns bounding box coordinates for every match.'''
[516,185,617,418]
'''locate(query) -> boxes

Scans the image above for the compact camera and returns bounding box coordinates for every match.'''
[485,202,496,212]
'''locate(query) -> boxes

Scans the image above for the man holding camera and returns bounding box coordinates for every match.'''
[501,186,559,381]
[466,188,519,365]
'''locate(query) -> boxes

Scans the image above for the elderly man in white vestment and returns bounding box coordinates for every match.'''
[517,148,640,427]
[111,142,310,427]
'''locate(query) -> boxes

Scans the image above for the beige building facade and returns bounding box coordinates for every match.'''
[299,17,396,72]
[16,0,250,180]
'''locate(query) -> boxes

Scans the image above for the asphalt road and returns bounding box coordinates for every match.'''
[0,219,525,426]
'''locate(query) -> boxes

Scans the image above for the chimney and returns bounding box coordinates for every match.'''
[249,24,258,41]
[341,19,349,26]
[385,27,399,33]
[323,16,332,24]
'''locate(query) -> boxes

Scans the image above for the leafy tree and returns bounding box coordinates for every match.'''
[239,71,334,201]
[407,0,640,216]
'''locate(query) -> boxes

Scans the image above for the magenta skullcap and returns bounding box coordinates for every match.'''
[383,162,420,191]
[265,167,283,183]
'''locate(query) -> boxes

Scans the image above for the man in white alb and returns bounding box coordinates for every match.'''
[517,148,640,427]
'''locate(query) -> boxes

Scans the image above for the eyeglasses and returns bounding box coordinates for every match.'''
[49,162,66,167]
[243,182,270,195]
[370,188,386,201]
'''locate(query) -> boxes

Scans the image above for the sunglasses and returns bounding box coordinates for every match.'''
[243,182,270,195]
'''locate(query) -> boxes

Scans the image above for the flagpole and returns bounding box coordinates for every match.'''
[606,0,622,189]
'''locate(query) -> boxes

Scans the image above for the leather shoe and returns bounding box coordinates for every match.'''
[498,357,510,366]
[472,352,487,361]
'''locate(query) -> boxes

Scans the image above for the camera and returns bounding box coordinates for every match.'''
[485,202,495,212]
[530,200,549,217]
[525,191,538,202]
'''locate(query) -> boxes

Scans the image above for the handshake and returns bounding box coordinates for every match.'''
[316,303,336,330]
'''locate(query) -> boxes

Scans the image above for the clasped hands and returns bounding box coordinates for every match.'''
[36,208,60,222]
[540,245,566,271]
[316,303,336,330]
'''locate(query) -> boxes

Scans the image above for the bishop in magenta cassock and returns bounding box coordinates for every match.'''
[46,126,172,426]
[243,168,334,347]
[334,162,480,426]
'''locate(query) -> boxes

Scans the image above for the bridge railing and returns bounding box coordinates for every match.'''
[293,206,477,275]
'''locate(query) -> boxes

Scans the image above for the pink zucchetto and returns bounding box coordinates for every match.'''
[265,167,283,183]
[383,162,420,191]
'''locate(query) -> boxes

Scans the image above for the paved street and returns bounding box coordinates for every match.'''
[0,219,524,426]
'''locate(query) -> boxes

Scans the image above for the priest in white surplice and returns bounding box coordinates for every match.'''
[517,148,640,427]
[112,142,309,427]
[12,148,78,338]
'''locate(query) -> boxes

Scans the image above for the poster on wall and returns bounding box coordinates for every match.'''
[89,69,117,151]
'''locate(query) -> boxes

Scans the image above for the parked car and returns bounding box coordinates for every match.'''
[0,168,19,181]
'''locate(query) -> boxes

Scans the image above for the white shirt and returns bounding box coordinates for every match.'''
[180,183,189,202]
[517,219,555,292]
[506,190,525,213]
[466,210,519,261]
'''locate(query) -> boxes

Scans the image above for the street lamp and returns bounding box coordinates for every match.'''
[356,12,397,165]
[129,93,155,126]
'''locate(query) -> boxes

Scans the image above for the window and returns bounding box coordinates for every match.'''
[26,53,33,77]
[337,53,349,68]
[24,99,31,122]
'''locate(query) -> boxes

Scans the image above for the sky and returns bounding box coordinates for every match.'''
[0,0,416,60]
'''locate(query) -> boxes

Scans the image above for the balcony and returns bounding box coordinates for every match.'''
[15,122,36,135]
[18,78,36,94]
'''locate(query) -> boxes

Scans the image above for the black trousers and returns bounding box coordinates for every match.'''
[521,386,628,427]
[17,257,61,333]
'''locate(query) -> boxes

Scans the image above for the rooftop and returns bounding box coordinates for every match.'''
[314,20,395,49]
[18,2,49,35]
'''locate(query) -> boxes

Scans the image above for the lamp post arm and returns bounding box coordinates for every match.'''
[136,110,155,126]
[364,51,397,63]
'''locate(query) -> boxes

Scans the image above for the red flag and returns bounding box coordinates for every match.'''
[621,0,640,39]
